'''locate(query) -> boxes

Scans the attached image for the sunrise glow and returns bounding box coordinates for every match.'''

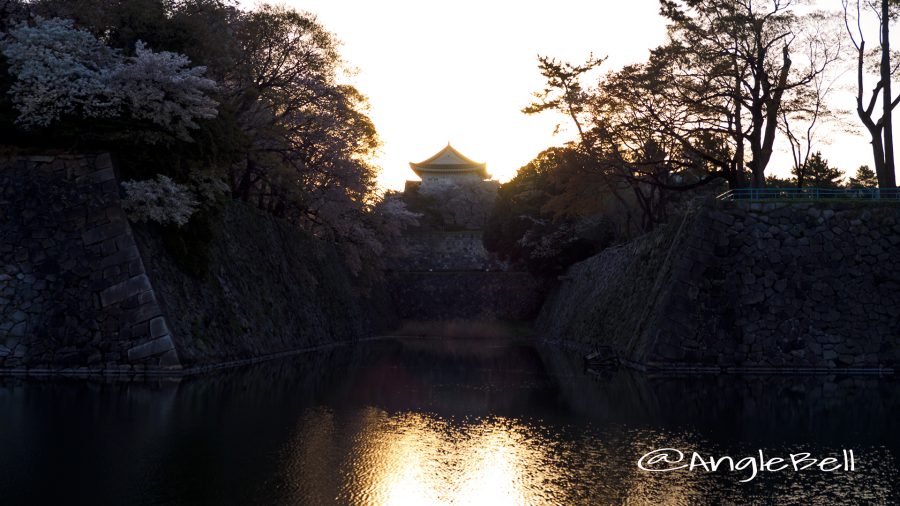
[263,0,873,190]
[2,1,898,504]
[264,0,667,189]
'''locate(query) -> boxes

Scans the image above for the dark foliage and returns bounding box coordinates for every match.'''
[484,147,617,275]
[1,0,395,281]
[793,152,844,189]
[158,206,218,278]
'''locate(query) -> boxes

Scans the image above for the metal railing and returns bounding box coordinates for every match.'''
[716,187,899,201]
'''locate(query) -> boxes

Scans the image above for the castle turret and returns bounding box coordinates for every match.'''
[410,144,489,188]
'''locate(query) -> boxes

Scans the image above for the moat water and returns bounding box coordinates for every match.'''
[0,337,897,505]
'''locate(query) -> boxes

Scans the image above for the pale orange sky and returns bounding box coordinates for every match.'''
[250,1,877,190]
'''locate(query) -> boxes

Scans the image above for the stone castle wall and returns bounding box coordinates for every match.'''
[414,178,499,230]
[388,230,508,271]
[0,154,178,372]
[388,179,544,321]
[387,271,545,321]
[538,200,900,371]
[134,202,397,368]
[0,153,396,374]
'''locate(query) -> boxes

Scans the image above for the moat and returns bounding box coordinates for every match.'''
[1,337,897,505]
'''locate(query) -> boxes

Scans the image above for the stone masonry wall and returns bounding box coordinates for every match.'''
[387,178,544,321]
[1,153,398,374]
[0,154,179,372]
[388,230,509,271]
[133,201,397,368]
[405,178,500,231]
[387,271,545,321]
[538,200,900,370]
[537,217,684,358]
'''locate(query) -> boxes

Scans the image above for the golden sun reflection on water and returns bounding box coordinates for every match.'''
[276,405,894,505]
[341,410,545,506]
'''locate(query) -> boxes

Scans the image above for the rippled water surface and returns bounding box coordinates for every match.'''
[0,338,898,505]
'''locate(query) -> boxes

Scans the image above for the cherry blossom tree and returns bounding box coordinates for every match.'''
[0,18,119,128]
[0,17,218,139]
[111,41,219,140]
[121,175,199,226]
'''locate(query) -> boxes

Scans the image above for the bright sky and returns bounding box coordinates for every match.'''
[256,0,875,190]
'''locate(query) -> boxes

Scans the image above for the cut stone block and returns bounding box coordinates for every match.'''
[99,246,140,269]
[81,220,129,246]
[75,167,115,186]
[157,349,181,368]
[127,335,174,361]
[149,316,169,338]
[100,274,151,307]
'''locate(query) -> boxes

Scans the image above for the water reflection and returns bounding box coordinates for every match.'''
[276,406,897,505]
[0,338,897,505]
[342,412,543,505]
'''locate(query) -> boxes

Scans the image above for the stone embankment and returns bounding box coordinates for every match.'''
[538,199,900,371]
[135,201,397,368]
[388,271,544,321]
[0,154,395,375]
[1,154,179,372]
[387,180,545,321]
[390,230,508,271]
[8,152,893,374]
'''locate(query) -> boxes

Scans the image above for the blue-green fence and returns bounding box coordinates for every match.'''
[716,187,899,201]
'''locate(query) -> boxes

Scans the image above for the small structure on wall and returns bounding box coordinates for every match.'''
[408,143,490,189]
[386,145,543,320]
[388,143,504,271]
[403,144,499,231]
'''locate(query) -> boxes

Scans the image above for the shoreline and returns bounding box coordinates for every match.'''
[1,333,894,380]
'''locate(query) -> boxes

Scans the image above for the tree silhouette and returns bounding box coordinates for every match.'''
[655,0,840,188]
[848,165,879,188]
[793,152,844,189]
[843,0,900,189]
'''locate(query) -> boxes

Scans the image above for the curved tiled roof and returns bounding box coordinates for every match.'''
[410,144,488,178]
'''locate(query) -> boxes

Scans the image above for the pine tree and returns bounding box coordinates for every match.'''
[848,165,879,188]
[793,152,844,189]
